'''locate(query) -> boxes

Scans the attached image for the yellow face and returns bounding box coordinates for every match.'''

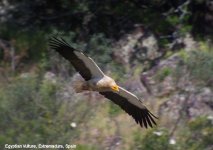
[111,84,119,92]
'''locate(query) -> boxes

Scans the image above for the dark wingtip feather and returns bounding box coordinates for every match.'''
[141,112,148,128]
[145,112,153,128]
[49,36,69,48]
[48,34,83,55]
[147,111,158,126]
[149,111,158,119]
[138,109,158,128]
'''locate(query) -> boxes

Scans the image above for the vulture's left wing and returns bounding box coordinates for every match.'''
[100,87,157,128]
[49,36,104,80]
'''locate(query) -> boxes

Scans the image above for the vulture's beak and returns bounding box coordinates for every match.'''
[111,85,119,92]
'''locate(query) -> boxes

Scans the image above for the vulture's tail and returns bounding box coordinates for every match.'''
[72,79,88,93]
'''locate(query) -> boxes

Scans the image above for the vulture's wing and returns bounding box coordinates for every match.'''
[49,36,104,80]
[100,87,157,128]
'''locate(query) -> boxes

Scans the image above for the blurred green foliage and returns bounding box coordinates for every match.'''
[1,0,211,39]
[108,102,123,117]
[155,67,173,81]
[76,144,98,150]
[132,116,213,150]
[186,50,213,87]
[179,117,213,150]
[133,129,175,150]
[0,75,80,146]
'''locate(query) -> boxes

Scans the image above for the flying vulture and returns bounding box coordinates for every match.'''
[49,36,157,128]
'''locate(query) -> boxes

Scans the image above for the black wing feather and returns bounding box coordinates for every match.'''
[100,91,157,128]
[49,36,92,81]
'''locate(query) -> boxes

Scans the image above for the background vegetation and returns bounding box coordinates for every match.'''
[0,0,212,149]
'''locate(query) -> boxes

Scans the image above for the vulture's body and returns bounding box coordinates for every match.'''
[49,36,157,128]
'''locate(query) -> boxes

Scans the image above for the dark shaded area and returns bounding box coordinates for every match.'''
[189,0,213,38]
[1,0,212,40]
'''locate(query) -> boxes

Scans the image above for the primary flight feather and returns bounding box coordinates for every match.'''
[49,36,157,128]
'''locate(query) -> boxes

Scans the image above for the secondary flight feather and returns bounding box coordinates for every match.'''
[49,36,157,128]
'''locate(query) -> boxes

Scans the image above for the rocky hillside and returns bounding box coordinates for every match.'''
[0,1,212,150]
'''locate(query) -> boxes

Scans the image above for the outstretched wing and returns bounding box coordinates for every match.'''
[49,36,104,81]
[100,87,157,128]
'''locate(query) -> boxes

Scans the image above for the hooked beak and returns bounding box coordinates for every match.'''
[111,85,119,92]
